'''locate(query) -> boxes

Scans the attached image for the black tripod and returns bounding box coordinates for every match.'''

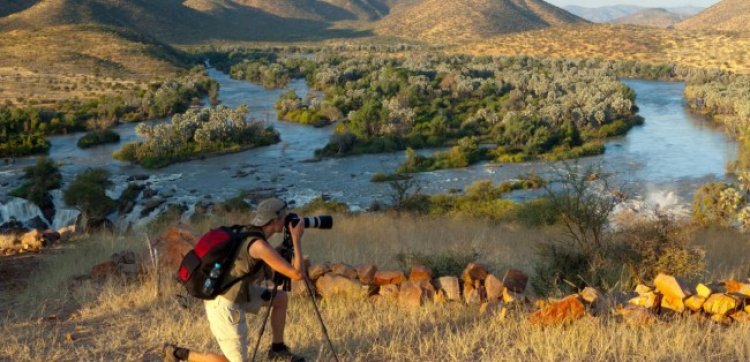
[251,226,340,362]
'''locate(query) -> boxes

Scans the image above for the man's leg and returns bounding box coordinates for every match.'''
[270,291,289,344]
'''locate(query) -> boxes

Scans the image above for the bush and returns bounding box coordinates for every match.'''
[63,168,116,225]
[77,129,120,149]
[295,197,349,215]
[9,157,61,215]
[513,198,559,227]
[692,182,739,227]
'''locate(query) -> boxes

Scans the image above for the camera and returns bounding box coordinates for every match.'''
[285,213,333,229]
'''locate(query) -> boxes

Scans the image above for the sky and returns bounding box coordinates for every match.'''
[546,0,720,7]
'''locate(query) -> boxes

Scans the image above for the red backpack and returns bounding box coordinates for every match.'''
[178,225,265,300]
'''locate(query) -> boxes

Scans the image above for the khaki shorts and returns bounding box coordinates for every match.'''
[204,285,270,362]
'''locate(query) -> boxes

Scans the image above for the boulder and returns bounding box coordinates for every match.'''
[330,263,358,280]
[617,306,658,326]
[485,274,504,302]
[435,276,461,301]
[703,294,738,316]
[43,231,61,244]
[315,273,365,299]
[308,263,331,281]
[153,226,197,271]
[628,292,660,309]
[91,261,117,280]
[398,281,425,308]
[696,283,713,298]
[730,311,750,323]
[660,295,685,313]
[409,265,433,282]
[356,264,378,285]
[684,296,706,312]
[464,286,483,306]
[20,229,45,251]
[710,314,732,325]
[461,263,488,284]
[58,225,78,242]
[373,271,406,286]
[140,198,165,217]
[379,284,400,300]
[635,284,653,295]
[654,273,692,300]
[725,280,750,297]
[502,268,528,293]
[579,287,601,304]
[529,295,586,325]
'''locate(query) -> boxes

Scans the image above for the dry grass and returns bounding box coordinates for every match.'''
[459,24,750,74]
[2,214,750,361]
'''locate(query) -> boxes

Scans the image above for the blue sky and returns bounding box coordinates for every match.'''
[547,0,720,7]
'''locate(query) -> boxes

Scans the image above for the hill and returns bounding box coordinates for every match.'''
[564,5,641,23]
[676,0,750,32]
[375,0,587,42]
[0,0,37,17]
[611,8,686,28]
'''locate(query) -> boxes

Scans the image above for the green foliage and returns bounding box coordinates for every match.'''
[63,168,116,221]
[395,248,481,277]
[692,182,739,227]
[114,105,280,169]
[77,129,121,149]
[274,90,334,127]
[512,198,559,227]
[371,172,412,183]
[295,197,349,215]
[9,157,61,212]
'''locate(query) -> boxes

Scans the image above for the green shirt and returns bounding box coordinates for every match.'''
[219,231,265,304]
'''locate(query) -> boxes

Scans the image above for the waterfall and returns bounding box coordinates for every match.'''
[49,189,80,230]
[0,196,47,226]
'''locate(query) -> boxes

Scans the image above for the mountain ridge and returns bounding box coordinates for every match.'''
[676,0,750,32]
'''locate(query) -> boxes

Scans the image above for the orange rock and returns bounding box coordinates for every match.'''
[618,306,658,326]
[579,287,601,304]
[308,263,331,281]
[155,226,196,271]
[502,268,528,293]
[356,264,378,285]
[330,263,358,279]
[379,284,399,300]
[629,292,659,309]
[417,279,437,301]
[696,283,712,298]
[373,271,406,286]
[703,294,738,316]
[635,284,653,295]
[399,281,424,308]
[654,273,691,300]
[315,273,365,299]
[90,261,117,280]
[730,311,750,323]
[462,263,489,284]
[725,280,750,297]
[660,295,685,313]
[684,296,706,312]
[710,313,732,325]
[409,265,433,282]
[435,276,461,301]
[529,295,585,325]
[485,274,504,302]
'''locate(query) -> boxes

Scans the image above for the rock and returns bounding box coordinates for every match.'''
[153,226,197,271]
[725,280,750,297]
[617,306,658,326]
[685,296,706,312]
[730,311,750,323]
[502,287,523,304]
[654,273,692,300]
[142,188,157,198]
[373,271,406,286]
[579,287,601,304]
[710,314,732,325]
[399,281,425,308]
[435,276,461,301]
[461,263,489,284]
[126,174,149,182]
[379,284,400,300]
[628,292,660,309]
[330,263,358,279]
[696,283,713,298]
[0,219,26,234]
[308,263,331,281]
[409,265,433,282]
[91,261,117,280]
[502,268,528,293]
[485,274,504,302]
[529,295,586,325]
[703,294,738,316]
[465,286,483,306]
[111,251,136,265]
[58,225,78,242]
[20,229,45,250]
[43,231,61,244]
[356,264,378,285]
[660,295,685,313]
[315,273,365,299]
[140,198,165,217]
[635,284,653,295]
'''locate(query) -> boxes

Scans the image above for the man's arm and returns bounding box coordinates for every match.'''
[248,239,304,281]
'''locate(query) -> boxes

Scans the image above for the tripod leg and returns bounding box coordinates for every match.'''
[303,276,340,362]
[252,284,279,362]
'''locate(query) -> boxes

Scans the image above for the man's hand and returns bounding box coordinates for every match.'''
[290,218,304,243]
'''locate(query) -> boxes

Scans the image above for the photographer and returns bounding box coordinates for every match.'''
[165,198,306,362]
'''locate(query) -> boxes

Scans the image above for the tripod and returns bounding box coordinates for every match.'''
[251,227,340,362]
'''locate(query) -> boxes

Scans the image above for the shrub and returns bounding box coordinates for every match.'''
[295,197,349,215]
[63,168,116,225]
[9,157,61,215]
[77,129,120,149]
[513,198,559,227]
[692,182,740,227]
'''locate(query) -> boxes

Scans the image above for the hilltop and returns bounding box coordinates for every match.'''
[676,0,750,32]
[566,5,702,23]
[375,0,587,42]
[611,8,687,28]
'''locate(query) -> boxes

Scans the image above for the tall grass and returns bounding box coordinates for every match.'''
[2,214,750,361]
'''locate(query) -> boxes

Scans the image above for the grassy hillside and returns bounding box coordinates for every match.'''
[0,0,37,17]
[676,0,750,32]
[375,0,587,42]
[463,24,750,74]
[611,8,686,28]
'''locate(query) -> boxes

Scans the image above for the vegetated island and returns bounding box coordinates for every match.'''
[113,105,279,169]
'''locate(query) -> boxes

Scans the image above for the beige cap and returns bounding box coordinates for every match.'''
[250,198,288,226]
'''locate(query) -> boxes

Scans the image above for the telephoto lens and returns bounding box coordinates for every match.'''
[286,213,333,229]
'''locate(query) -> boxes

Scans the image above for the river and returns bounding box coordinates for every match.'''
[0,70,738,228]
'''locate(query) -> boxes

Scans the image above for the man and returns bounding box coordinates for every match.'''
[165,198,306,362]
